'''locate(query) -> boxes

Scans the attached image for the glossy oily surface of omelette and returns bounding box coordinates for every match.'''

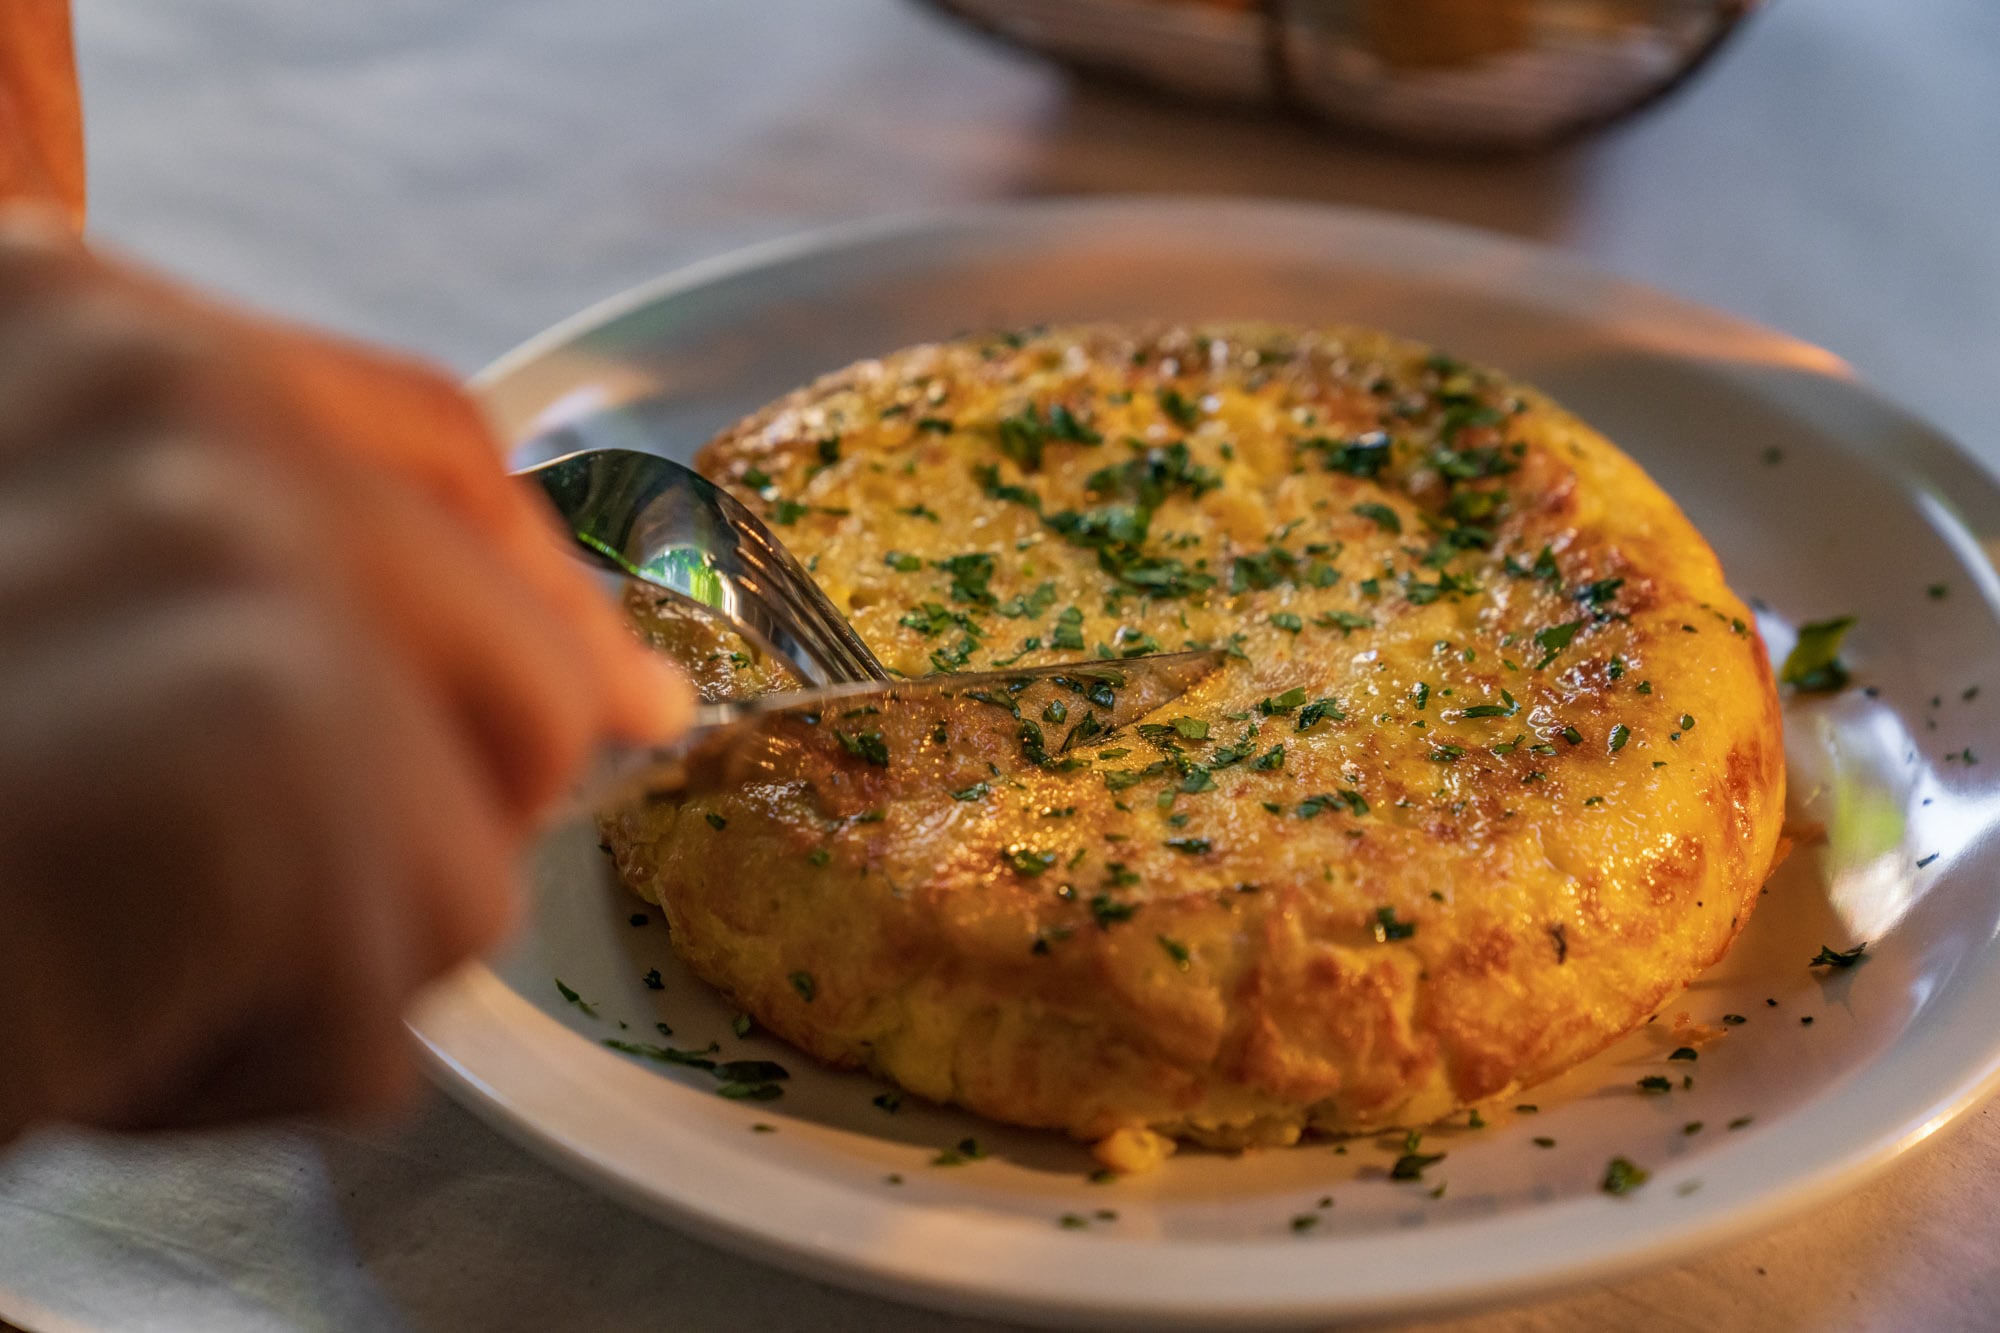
[600,323,1785,1161]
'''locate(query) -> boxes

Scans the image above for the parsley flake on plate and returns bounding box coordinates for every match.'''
[1781,615,1857,692]
[1810,942,1869,969]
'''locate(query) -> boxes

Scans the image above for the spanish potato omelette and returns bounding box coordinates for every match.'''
[599,322,1785,1165]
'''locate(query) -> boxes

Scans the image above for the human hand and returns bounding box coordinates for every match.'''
[0,210,691,1140]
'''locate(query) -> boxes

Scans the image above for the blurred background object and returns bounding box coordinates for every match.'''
[923,0,1761,151]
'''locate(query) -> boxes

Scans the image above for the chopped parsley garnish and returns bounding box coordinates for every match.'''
[996,581,1058,619]
[788,971,817,1002]
[705,812,728,830]
[1533,619,1585,669]
[554,979,598,1018]
[1780,615,1856,692]
[1270,612,1303,634]
[1389,1152,1445,1181]
[1259,687,1309,715]
[1318,610,1376,635]
[1601,1157,1650,1195]
[642,968,664,991]
[883,550,924,573]
[1006,846,1059,877]
[1609,723,1631,752]
[1459,690,1520,720]
[1296,697,1345,731]
[898,601,979,638]
[972,463,1043,511]
[834,729,891,767]
[1374,906,1416,942]
[1505,544,1561,584]
[601,1038,719,1069]
[1158,935,1192,971]
[1165,837,1212,854]
[1810,942,1869,969]
[1296,790,1367,819]
[1088,440,1220,508]
[934,552,997,605]
[952,782,990,801]
[771,499,810,525]
[1017,719,1055,767]
[1637,1076,1672,1094]
[1533,1136,1556,1148]
[1252,744,1285,770]
[1090,894,1138,928]
[714,1059,790,1085]
[998,403,1101,470]
[1352,502,1401,534]
[1157,387,1201,428]
[1669,1047,1698,1061]
[1575,578,1624,608]
[873,1091,903,1113]
[1303,432,1391,478]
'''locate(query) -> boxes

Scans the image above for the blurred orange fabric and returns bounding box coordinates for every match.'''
[0,0,86,223]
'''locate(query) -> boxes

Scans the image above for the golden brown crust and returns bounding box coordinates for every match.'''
[599,323,1786,1150]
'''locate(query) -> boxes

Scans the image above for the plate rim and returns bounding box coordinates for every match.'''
[419,195,2000,1328]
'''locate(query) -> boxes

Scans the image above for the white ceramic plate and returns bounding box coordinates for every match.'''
[409,198,2000,1329]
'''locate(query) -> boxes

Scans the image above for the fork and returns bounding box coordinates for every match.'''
[517,447,890,687]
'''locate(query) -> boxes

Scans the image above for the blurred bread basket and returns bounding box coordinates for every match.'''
[919,0,1761,152]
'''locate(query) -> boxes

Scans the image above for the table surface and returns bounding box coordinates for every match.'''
[5,1,1999,1329]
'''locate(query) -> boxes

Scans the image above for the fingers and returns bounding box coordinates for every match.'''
[0,214,703,1138]
[0,232,693,798]
[252,325,695,745]
[308,447,610,828]
[0,580,519,1134]
[93,259,697,749]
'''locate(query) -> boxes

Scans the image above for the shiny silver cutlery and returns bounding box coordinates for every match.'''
[518,447,888,687]
[517,446,1228,809]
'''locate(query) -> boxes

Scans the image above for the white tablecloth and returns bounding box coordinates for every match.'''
[5,1,1998,1328]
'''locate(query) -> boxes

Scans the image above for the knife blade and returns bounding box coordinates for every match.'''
[576,647,1227,812]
